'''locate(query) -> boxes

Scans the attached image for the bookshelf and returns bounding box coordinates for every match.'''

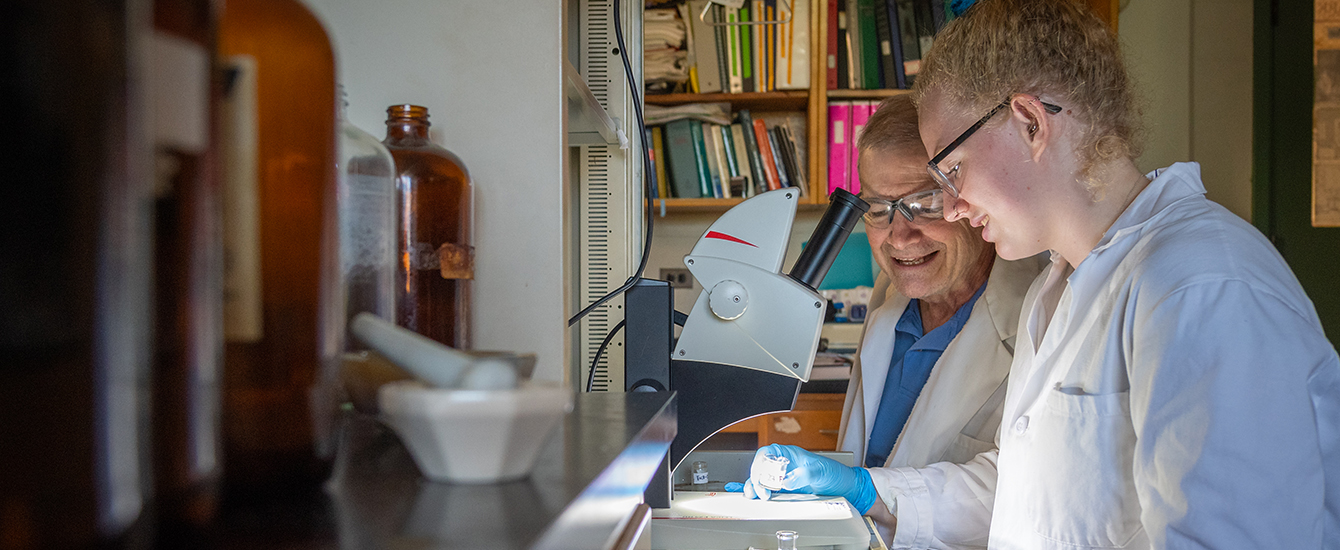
[646,0,1118,212]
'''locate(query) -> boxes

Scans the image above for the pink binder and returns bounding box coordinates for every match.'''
[849,101,873,195]
[828,101,852,195]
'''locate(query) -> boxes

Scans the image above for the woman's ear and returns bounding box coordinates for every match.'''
[1010,95,1052,163]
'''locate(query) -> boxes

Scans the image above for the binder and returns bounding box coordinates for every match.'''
[740,5,754,93]
[849,101,873,195]
[836,0,850,89]
[828,101,851,195]
[664,120,702,198]
[777,0,811,90]
[726,8,744,93]
[688,0,723,93]
[713,5,732,94]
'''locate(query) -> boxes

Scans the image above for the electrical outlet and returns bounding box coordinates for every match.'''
[659,268,694,289]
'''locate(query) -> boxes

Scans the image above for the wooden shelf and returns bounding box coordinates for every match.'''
[825,88,911,100]
[645,90,809,111]
[653,192,824,212]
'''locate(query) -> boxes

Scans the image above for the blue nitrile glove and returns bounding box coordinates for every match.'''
[723,481,744,492]
[742,444,878,514]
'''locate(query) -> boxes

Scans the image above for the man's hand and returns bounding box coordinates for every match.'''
[741,444,879,514]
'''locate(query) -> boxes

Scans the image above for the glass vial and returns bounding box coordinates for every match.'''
[382,105,473,349]
[758,454,790,490]
[218,0,339,498]
[151,0,223,542]
[692,461,709,485]
[776,530,798,550]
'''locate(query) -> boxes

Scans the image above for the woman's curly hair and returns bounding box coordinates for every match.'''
[912,0,1144,194]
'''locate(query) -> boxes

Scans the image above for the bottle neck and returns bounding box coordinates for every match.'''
[385,119,430,142]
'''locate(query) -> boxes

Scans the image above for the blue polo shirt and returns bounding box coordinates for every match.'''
[864,281,986,468]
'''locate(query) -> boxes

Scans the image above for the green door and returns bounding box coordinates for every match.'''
[1256,0,1340,343]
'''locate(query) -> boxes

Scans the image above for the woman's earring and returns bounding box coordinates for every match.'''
[1028,123,1038,135]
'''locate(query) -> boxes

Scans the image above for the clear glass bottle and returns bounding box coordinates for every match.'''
[151,0,223,542]
[776,530,798,550]
[382,105,473,349]
[336,89,397,334]
[218,0,339,499]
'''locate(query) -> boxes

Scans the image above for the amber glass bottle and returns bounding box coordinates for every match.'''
[151,0,223,541]
[383,105,473,349]
[217,0,338,499]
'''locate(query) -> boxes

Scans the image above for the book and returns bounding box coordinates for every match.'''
[663,120,701,198]
[737,109,771,195]
[703,123,724,198]
[768,127,790,189]
[876,0,907,89]
[779,124,806,192]
[766,0,777,91]
[679,1,701,93]
[826,0,840,90]
[719,124,741,197]
[729,123,755,197]
[645,127,658,198]
[651,126,671,199]
[836,0,850,89]
[845,0,862,88]
[753,118,782,190]
[688,0,723,93]
[688,119,713,197]
[895,0,920,81]
[777,0,811,90]
[912,0,935,60]
[828,101,851,194]
[849,101,873,194]
[857,0,882,89]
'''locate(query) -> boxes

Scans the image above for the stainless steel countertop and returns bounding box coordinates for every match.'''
[321,391,676,549]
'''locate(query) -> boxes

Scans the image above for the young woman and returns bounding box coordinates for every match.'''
[897,0,1340,548]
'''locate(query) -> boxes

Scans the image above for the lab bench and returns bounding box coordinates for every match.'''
[216,391,675,549]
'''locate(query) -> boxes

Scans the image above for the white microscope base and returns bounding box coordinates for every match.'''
[650,492,872,550]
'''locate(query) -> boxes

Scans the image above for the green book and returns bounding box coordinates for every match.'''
[689,120,713,198]
[663,120,702,198]
[858,0,882,89]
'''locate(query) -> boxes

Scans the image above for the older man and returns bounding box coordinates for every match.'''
[744,95,1044,548]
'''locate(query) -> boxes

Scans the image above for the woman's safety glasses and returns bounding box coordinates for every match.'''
[927,98,1063,197]
[861,188,944,227]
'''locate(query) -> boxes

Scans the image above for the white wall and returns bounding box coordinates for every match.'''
[305,0,570,382]
[1120,0,1253,220]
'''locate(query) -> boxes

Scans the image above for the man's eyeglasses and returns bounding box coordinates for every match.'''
[927,98,1063,197]
[861,188,945,227]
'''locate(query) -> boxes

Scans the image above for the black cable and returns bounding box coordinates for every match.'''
[586,319,627,392]
[568,0,657,328]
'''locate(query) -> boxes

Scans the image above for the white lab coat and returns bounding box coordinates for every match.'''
[873,162,1340,549]
[838,254,1046,548]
